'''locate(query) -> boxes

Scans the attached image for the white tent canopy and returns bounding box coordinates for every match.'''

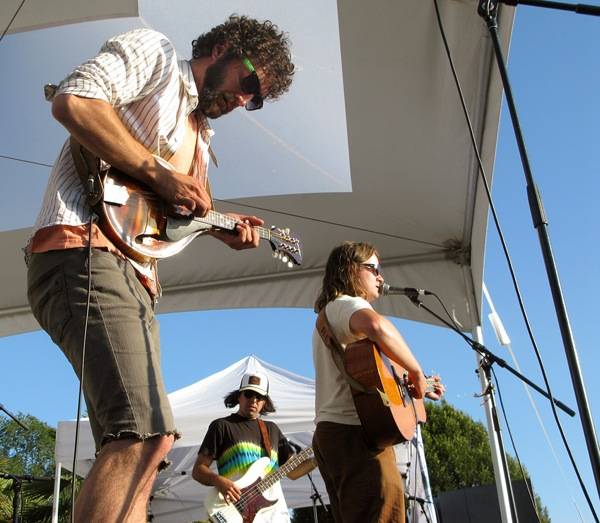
[3,3,517,520]
[0,0,515,336]
[0,0,138,35]
[56,356,326,522]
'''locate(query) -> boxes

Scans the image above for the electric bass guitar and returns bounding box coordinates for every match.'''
[78,160,302,266]
[204,446,314,523]
[344,339,438,448]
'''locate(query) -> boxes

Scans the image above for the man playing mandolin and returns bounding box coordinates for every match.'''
[312,241,444,523]
[25,15,294,521]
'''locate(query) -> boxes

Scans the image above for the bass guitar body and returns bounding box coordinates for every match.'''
[344,339,427,448]
[204,457,288,523]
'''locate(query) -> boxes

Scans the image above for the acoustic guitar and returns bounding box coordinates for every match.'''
[343,339,437,448]
[79,163,303,266]
[204,446,314,523]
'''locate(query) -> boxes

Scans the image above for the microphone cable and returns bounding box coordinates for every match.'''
[432,1,598,519]
[0,0,26,43]
[492,366,544,523]
[0,152,448,251]
[69,212,95,523]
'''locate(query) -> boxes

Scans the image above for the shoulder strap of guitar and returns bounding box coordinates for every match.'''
[316,309,374,395]
[257,419,273,458]
[194,111,215,211]
[70,137,105,208]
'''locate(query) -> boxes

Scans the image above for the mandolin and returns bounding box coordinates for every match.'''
[86,167,302,266]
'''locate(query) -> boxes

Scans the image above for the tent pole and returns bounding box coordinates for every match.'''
[52,462,61,523]
[473,326,514,523]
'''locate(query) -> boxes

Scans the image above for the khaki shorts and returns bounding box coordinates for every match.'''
[27,248,178,449]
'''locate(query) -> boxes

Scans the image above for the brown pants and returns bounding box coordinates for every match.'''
[313,421,405,523]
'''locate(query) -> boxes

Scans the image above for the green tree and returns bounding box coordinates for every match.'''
[18,472,81,523]
[422,401,550,523]
[0,414,81,522]
[0,415,55,477]
[0,455,14,521]
[421,401,495,491]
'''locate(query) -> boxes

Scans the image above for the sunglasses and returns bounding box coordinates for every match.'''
[360,263,382,277]
[242,390,266,401]
[241,57,263,111]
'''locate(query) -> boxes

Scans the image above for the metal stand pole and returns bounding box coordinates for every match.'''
[478,0,600,496]
[52,462,62,523]
[11,477,22,523]
[473,327,516,523]
[0,404,29,430]
[311,491,319,523]
[306,471,328,522]
[401,296,574,521]
[0,473,50,523]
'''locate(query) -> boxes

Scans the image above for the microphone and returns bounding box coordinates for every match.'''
[379,283,432,297]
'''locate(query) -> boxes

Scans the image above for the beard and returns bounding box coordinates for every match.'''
[197,56,233,119]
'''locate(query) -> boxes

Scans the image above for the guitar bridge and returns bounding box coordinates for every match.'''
[391,366,409,407]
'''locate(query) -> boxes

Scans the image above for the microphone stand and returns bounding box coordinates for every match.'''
[306,471,328,523]
[287,439,329,522]
[499,0,600,16]
[0,473,50,523]
[477,0,600,497]
[407,296,575,416]
[0,404,29,431]
[404,295,576,522]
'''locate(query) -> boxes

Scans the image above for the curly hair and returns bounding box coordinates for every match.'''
[223,389,276,415]
[192,14,294,100]
[314,242,380,313]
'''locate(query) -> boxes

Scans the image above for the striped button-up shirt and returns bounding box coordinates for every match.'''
[29,28,212,291]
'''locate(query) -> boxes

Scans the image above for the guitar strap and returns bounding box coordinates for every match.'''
[70,113,215,212]
[70,137,105,208]
[257,419,273,458]
[316,309,375,395]
[194,111,215,210]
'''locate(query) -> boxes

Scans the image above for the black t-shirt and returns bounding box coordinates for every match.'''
[199,413,293,479]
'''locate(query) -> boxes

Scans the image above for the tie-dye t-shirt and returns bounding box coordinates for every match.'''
[199,414,293,480]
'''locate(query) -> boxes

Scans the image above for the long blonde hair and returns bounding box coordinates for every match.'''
[314,241,379,312]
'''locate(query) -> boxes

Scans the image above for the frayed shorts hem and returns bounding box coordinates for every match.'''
[98,429,182,471]
[100,428,182,448]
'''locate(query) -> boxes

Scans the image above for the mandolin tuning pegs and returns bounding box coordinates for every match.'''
[272,251,278,258]
[287,261,294,268]
[282,255,289,263]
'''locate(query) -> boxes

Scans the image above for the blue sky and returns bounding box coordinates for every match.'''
[1,3,599,523]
